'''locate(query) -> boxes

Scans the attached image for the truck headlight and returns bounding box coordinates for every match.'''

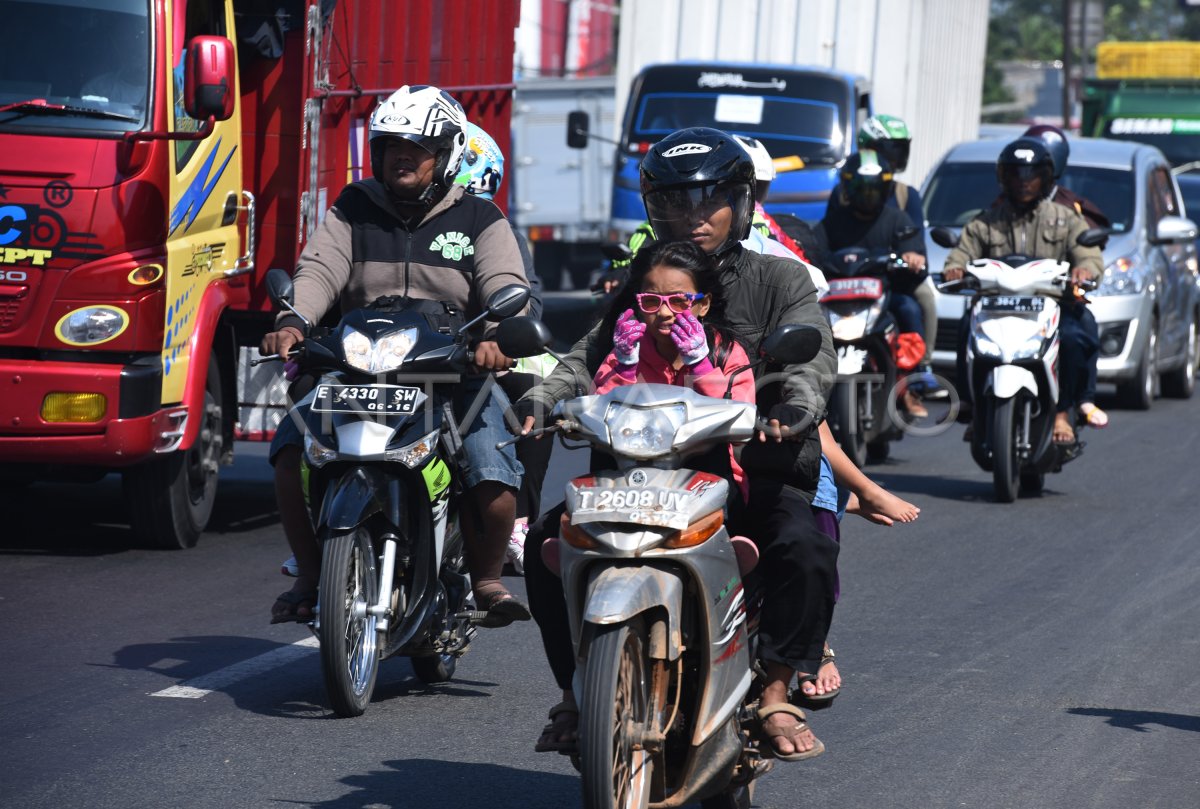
[55,306,129,345]
[342,326,419,373]
[606,404,686,459]
[1096,256,1145,296]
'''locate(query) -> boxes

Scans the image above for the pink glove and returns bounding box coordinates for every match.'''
[612,308,646,367]
[670,311,710,366]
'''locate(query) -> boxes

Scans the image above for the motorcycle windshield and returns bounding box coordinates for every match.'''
[0,0,151,134]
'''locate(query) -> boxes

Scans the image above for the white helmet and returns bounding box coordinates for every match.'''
[732,134,774,201]
[369,85,468,192]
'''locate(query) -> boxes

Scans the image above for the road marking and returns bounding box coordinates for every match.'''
[150,636,319,699]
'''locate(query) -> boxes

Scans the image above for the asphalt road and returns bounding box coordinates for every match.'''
[2,390,1199,809]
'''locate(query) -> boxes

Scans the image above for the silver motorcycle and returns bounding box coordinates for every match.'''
[499,320,822,809]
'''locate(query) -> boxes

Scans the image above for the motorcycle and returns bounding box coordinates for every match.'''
[260,268,529,716]
[931,226,1105,502]
[498,319,823,809]
[820,245,923,466]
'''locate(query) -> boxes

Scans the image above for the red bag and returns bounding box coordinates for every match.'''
[893,332,926,372]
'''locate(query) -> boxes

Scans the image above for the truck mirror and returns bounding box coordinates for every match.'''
[185,36,236,122]
[567,110,590,149]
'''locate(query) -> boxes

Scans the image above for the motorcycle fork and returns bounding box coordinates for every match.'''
[370,478,408,633]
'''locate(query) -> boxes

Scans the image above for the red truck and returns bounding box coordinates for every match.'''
[0,0,519,548]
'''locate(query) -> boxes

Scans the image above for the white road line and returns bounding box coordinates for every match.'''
[150,636,319,699]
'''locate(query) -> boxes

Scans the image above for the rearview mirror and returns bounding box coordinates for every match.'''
[567,110,590,149]
[759,324,823,365]
[1076,227,1111,248]
[184,35,236,121]
[495,316,552,359]
[600,242,632,262]
[929,227,959,249]
[485,284,530,320]
[1152,216,1198,245]
[265,268,294,308]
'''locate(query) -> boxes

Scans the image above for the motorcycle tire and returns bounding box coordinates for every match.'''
[411,653,457,684]
[991,398,1020,504]
[580,620,655,809]
[831,386,867,468]
[123,354,223,549]
[1019,471,1045,496]
[319,528,381,717]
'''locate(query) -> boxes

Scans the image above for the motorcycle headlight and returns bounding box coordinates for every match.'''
[974,316,1045,360]
[606,403,687,459]
[1096,256,1145,296]
[304,431,339,467]
[342,326,419,373]
[384,428,440,468]
[826,300,885,342]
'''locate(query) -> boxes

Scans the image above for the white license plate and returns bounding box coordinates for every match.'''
[572,485,692,529]
[311,384,422,415]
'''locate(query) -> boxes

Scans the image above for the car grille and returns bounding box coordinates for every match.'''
[935,318,959,353]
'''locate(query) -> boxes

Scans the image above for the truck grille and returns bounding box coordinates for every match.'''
[0,298,24,332]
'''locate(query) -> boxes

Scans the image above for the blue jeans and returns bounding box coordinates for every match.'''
[888,292,924,336]
[269,374,522,492]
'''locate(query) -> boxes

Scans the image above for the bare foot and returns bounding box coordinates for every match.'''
[847,484,920,526]
[1053,412,1075,444]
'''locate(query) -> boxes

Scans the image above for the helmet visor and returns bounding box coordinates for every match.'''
[873,140,910,172]
[644,183,752,242]
[846,176,889,216]
[999,164,1049,203]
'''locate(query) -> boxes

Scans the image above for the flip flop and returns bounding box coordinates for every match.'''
[270,589,317,624]
[474,590,532,628]
[534,700,579,754]
[792,648,840,711]
[754,703,825,762]
[1078,404,1109,429]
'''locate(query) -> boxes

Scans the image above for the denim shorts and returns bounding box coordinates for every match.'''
[268,375,523,493]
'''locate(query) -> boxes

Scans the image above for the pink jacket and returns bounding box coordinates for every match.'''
[593,333,755,500]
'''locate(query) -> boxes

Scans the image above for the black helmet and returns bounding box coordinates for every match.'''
[639,127,756,256]
[839,149,894,217]
[1023,124,1069,179]
[997,137,1055,210]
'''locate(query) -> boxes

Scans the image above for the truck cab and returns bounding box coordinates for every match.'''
[609,61,872,237]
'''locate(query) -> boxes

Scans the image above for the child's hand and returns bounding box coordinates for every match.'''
[612,308,646,366]
[670,311,709,366]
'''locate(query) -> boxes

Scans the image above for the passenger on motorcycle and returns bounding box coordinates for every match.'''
[815,149,930,417]
[260,85,533,628]
[944,137,1104,446]
[515,127,839,762]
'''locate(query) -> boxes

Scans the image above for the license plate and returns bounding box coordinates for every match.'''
[572,486,693,529]
[981,296,1044,313]
[311,384,422,415]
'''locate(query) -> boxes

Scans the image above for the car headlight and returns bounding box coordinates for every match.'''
[342,326,419,373]
[385,428,440,468]
[1096,256,1145,296]
[606,403,686,459]
[55,306,129,345]
[304,431,339,467]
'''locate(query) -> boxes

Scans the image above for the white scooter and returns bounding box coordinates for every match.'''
[932,227,1105,502]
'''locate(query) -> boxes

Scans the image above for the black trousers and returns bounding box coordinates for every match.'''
[524,476,839,690]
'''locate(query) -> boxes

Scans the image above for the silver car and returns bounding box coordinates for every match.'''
[922,137,1200,409]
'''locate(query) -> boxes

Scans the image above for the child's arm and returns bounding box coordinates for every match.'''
[819,421,920,525]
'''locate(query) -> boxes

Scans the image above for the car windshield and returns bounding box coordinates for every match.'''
[0,0,150,134]
[923,161,1134,233]
[626,68,850,165]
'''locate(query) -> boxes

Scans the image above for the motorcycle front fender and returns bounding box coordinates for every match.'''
[987,365,1038,401]
[579,565,684,662]
[320,465,391,534]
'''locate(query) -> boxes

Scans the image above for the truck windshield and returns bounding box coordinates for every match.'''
[1101,119,1200,168]
[0,0,150,134]
[924,162,1134,234]
[626,68,850,165]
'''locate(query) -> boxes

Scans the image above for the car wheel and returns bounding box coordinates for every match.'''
[1117,315,1158,410]
[1161,315,1197,399]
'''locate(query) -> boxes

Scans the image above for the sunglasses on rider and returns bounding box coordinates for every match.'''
[635,292,705,314]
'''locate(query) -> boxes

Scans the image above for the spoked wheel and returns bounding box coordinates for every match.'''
[580,621,657,809]
[318,528,380,717]
[991,398,1020,503]
[831,384,866,467]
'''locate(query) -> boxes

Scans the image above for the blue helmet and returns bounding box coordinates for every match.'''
[456,123,505,200]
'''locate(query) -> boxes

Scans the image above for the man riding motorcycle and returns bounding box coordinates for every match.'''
[514,126,839,761]
[260,85,532,628]
[944,137,1104,446]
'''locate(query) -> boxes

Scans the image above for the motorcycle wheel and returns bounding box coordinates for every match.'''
[991,398,1020,504]
[123,355,223,549]
[411,653,457,684]
[580,620,654,809]
[831,386,867,468]
[319,528,381,717]
[866,439,890,464]
[1019,471,1045,496]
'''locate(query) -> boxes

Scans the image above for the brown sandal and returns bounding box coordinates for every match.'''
[754,703,825,761]
[534,700,579,753]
